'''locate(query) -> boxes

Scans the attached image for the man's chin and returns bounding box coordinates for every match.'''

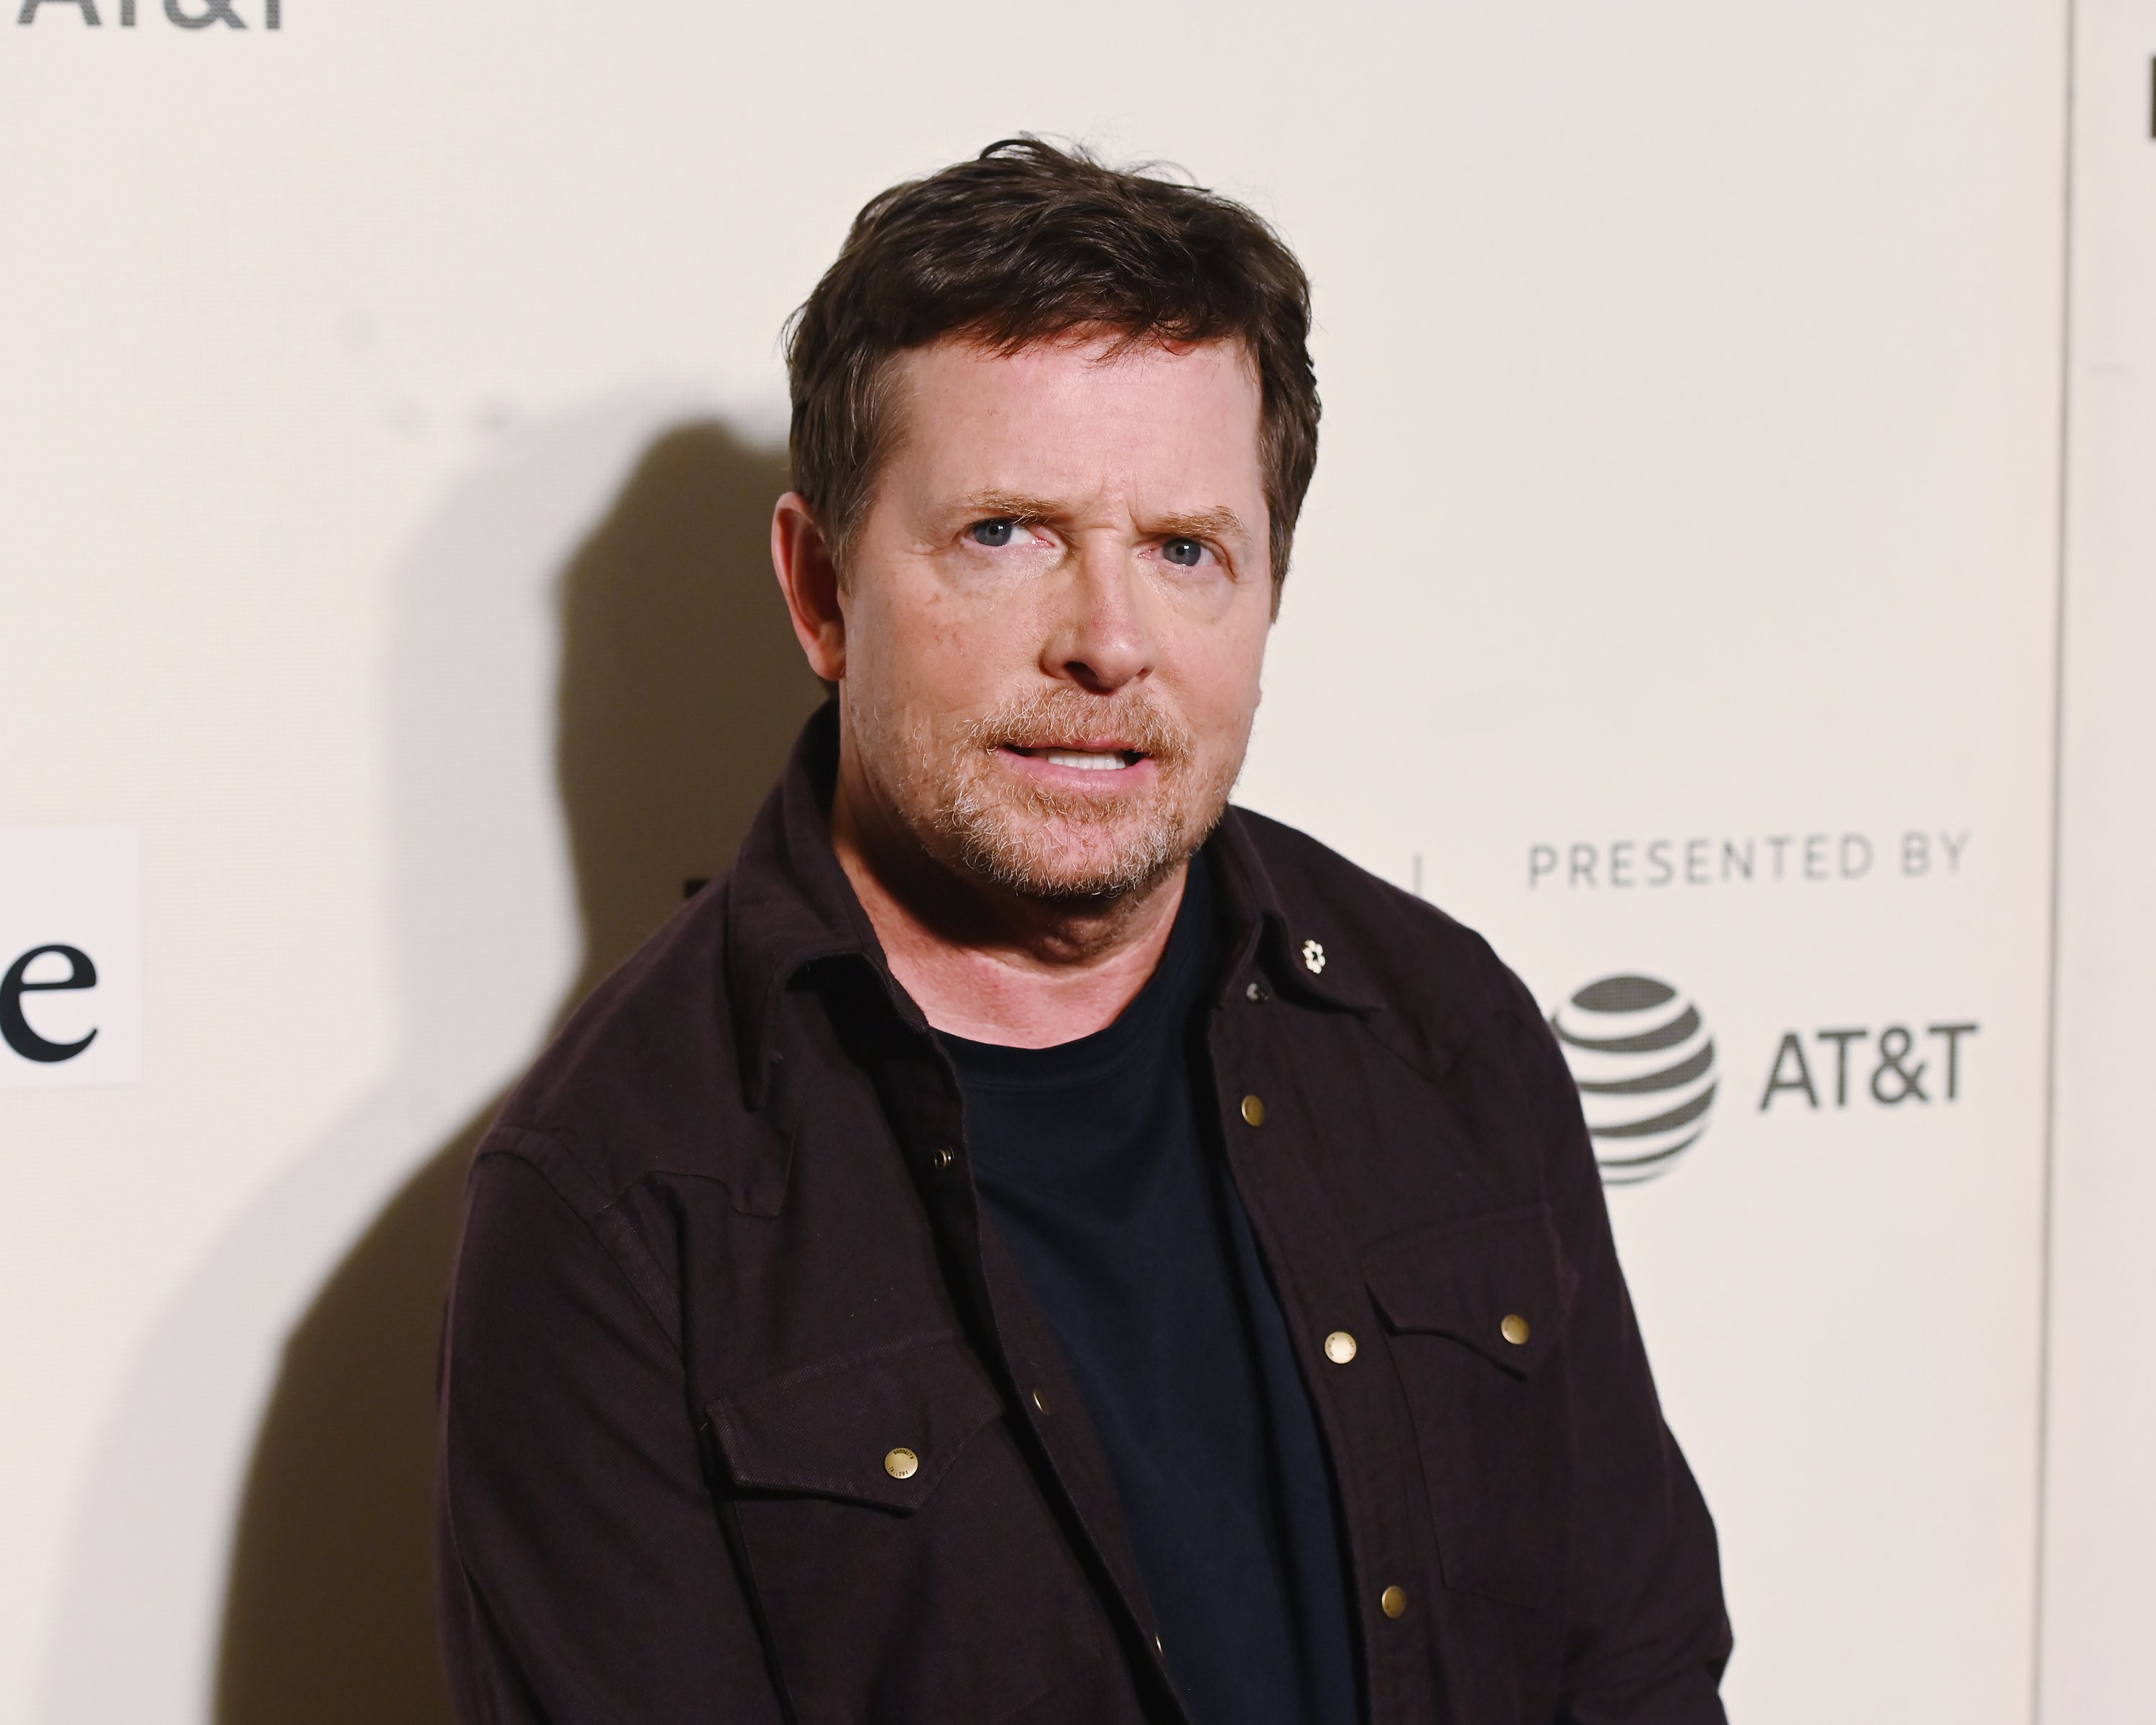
[941,813,1194,905]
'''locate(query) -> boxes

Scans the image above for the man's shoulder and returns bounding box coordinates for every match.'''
[478,883,778,1215]
[1228,806,1544,1055]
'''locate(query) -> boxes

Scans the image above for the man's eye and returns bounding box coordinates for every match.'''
[970,519,1021,548]
[1162,537,1205,568]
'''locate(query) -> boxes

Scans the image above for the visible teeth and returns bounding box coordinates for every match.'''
[1044,750,1127,771]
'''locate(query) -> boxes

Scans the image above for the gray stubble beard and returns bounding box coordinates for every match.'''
[894,689,1243,904]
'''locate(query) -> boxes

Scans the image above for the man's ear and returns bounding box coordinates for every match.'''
[770,492,847,682]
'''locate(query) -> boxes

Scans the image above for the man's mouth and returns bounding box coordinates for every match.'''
[1003,745,1146,773]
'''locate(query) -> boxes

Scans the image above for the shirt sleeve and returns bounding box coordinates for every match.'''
[1503,996,1735,1724]
[436,1144,786,1725]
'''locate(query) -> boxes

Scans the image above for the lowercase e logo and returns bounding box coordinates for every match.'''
[0,827,142,1090]
[0,944,98,1062]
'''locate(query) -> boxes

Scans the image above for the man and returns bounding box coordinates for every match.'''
[436,139,1731,1724]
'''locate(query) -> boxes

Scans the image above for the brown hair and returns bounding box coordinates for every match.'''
[784,137,1320,597]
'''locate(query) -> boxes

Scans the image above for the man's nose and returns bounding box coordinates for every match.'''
[1043,538,1152,693]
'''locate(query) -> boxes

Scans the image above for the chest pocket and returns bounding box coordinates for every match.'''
[1365,1204,1576,1609]
[706,1330,1102,1725]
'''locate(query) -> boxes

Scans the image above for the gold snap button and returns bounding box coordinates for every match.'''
[1031,1386,1051,1415]
[1380,1584,1407,1619]
[1323,1330,1358,1365]
[1501,1313,1531,1347]
[883,1446,919,1480]
[930,1146,954,1172]
[1240,1094,1266,1127]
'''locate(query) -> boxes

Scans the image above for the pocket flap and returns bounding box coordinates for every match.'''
[1364,1204,1572,1379]
[706,1330,1006,1512]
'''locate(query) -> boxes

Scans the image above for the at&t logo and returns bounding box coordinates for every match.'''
[1550,975,1719,1187]
[17,0,282,27]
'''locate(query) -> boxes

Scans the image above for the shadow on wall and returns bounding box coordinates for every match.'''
[211,422,822,1724]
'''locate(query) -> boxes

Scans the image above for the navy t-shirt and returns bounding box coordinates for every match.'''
[940,855,1358,1725]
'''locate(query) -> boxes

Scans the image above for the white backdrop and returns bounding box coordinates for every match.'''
[2040,4,2156,1720]
[0,3,2129,1721]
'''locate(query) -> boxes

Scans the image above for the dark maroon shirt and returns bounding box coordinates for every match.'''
[435,705,1732,1724]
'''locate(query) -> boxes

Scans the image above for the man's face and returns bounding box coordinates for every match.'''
[830,332,1275,901]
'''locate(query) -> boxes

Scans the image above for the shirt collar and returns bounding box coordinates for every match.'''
[1201,801,1386,1016]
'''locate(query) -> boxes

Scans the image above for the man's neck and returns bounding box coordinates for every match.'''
[828,777,1187,1051]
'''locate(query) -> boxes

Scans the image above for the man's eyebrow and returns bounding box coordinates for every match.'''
[949,494,1253,543]
[954,490,1067,523]
[1149,506,1250,543]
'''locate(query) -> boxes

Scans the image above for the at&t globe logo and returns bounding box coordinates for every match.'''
[1551,975,1718,1186]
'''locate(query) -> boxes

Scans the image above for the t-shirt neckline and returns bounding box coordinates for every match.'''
[936,852,1215,1093]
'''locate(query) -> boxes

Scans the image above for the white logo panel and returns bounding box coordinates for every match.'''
[0,826,144,1088]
